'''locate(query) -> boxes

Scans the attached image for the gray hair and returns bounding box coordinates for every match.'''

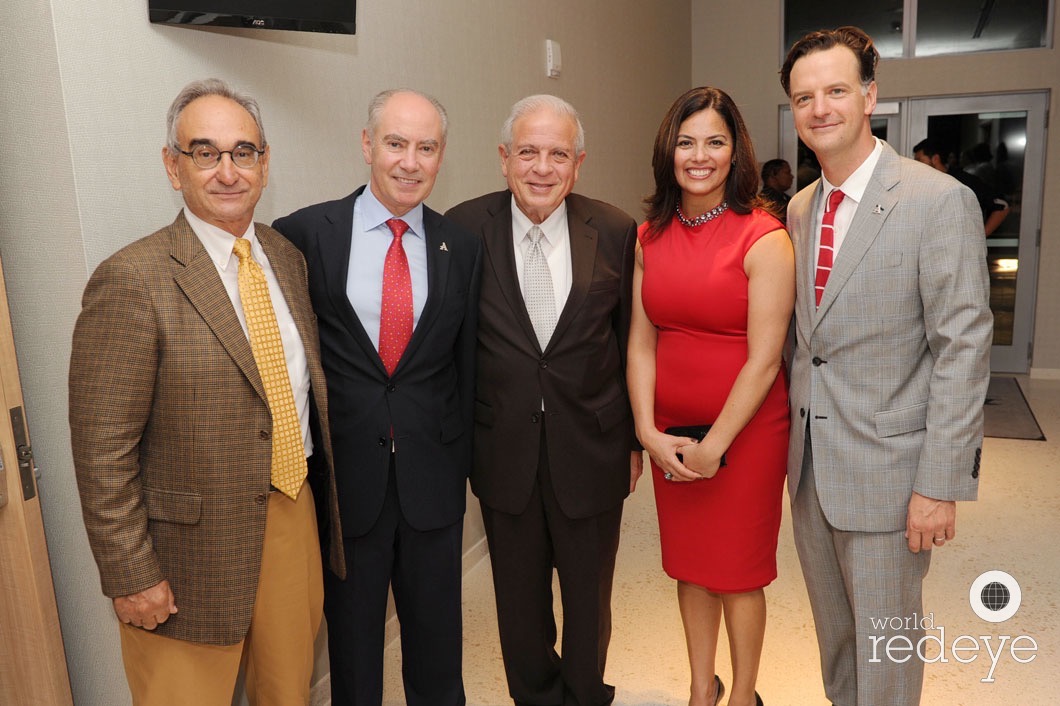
[166,78,266,151]
[501,94,585,154]
[365,89,449,143]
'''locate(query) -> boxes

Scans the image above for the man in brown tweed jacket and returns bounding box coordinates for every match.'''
[69,79,343,705]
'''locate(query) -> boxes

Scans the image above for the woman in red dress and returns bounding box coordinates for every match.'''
[627,87,794,706]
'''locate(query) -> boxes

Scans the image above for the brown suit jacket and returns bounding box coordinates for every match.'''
[69,212,344,645]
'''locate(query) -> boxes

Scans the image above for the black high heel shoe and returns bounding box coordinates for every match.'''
[711,675,726,706]
[755,692,764,706]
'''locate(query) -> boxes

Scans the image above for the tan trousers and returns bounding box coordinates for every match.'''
[119,484,323,706]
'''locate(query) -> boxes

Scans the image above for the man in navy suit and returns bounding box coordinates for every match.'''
[273,89,481,706]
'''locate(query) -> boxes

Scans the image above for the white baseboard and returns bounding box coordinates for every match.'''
[1029,367,1060,380]
[311,673,330,705]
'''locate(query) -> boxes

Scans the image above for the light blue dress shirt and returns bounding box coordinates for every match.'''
[346,187,429,351]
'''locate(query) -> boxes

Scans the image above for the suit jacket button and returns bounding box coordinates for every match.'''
[378,437,387,447]
[975,448,982,459]
[539,359,548,369]
[255,493,268,504]
[531,413,540,423]
[800,408,806,418]
[387,383,396,392]
[972,469,980,479]
[259,429,270,440]
[812,356,824,366]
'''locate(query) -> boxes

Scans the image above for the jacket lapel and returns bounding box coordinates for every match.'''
[396,205,450,371]
[482,194,542,351]
[257,224,315,371]
[796,182,823,334]
[550,197,597,351]
[814,144,901,327]
[169,214,266,403]
[316,187,387,374]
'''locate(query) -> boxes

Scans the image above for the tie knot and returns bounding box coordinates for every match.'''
[827,189,845,212]
[527,225,545,245]
[386,218,409,239]
[232,237,251,261]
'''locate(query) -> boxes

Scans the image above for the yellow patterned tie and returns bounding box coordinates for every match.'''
[232,237,307,500]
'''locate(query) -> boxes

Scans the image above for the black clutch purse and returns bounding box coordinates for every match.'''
[664,424,727,467]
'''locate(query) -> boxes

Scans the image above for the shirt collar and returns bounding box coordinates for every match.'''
[511,196,568,246]
[183,206,257,271]
[360,184,425,239]
[821,137,884,205]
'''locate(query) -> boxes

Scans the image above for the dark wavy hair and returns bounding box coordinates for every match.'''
[643,87,762,240]
[780,26,879,97]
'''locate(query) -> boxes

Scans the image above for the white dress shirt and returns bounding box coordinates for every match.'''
[511,197,573,313]
[184,207,313,457]
[815,137,884,258]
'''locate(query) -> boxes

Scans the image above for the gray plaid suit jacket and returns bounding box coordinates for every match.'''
[70,212,344,645]
[786,142,992,531]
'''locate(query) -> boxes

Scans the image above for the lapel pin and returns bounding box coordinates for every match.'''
[872,204,884,214]
[439,242,449,251]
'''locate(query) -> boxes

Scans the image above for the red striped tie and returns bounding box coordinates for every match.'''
[814,189,845,307]
[379,218,412,375]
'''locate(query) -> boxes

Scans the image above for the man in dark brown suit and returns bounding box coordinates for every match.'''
[69,79,343,705]
[446,95,640,706]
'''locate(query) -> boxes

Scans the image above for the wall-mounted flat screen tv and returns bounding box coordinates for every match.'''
[149,0,356,34]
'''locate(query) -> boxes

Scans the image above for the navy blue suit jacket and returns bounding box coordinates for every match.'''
[274,186,482,537]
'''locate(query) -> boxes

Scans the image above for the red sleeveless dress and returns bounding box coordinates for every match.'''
[639,209,789,592]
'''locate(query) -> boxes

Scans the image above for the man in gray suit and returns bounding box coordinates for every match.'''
[780,27,992,706]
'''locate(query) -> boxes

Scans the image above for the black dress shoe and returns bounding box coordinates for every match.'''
[711,675,726,706]
[755,692,764,706]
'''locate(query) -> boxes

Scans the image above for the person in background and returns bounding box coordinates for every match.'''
[913,138,1010,236]
[760,158,794,220]
[627,86,793,706]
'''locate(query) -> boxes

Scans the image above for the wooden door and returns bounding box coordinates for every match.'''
[0,252,73,704]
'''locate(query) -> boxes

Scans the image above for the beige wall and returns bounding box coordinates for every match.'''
[692,0,1060,375]
[0,0,690,703]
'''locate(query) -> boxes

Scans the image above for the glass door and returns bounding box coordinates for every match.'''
[907,92,1047,373]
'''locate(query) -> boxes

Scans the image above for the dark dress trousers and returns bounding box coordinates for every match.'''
[274,186,482,706]
[446,190,636,706]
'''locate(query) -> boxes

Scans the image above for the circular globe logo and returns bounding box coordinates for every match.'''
[970,571,1021,622]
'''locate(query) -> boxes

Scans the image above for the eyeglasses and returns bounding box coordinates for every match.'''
[176,143,265,169]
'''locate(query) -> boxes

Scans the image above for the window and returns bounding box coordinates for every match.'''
[783,0,1052,59]
[916,0,1050,56]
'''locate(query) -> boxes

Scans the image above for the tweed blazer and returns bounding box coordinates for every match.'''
[70,212,344,646]
[445,191,636,519]
[786,142,992,532]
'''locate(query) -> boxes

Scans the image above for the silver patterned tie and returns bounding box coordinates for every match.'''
[524,225,557,349]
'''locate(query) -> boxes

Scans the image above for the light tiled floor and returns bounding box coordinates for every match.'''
[379,377,1059,706]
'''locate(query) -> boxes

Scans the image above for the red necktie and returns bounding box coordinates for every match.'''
[379,218,412,375]
[814,189,845,307]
